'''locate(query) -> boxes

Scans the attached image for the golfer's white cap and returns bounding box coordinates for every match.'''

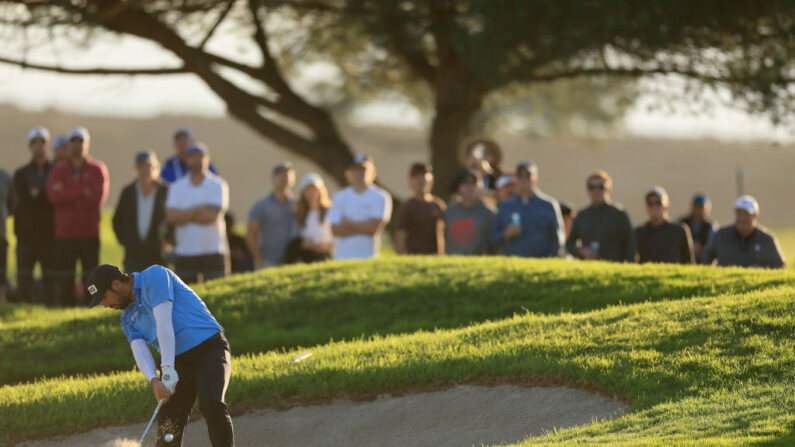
[299,172,325,191]
[735,195,759,215]
[495,174,515,189]
[68,126,90,143]
[28,126,50,142]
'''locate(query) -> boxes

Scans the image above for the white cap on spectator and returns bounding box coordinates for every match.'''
[646,186,669,205]
[68,126,90,143]
[495,174,515,189]
[735,195,759,215]
[299,173,325,191]
[28,126,50,142]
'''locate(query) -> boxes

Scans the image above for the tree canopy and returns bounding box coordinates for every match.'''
[2,0,794,195]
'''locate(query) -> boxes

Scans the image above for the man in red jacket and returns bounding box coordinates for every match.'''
[47,126,109,306]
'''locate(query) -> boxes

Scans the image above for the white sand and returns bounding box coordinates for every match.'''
[17,385,629,447]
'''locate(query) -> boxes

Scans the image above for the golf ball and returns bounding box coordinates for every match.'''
[164,433,174,442]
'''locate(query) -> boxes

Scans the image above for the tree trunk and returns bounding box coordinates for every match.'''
[429,72,485,200]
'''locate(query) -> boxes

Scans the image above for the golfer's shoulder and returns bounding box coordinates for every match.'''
[138,264,172,284]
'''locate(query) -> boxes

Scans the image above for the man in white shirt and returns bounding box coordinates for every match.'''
[165,144,230,283]
[328,154,392,260]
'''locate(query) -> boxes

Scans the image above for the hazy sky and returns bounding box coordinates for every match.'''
[1,33,792,142]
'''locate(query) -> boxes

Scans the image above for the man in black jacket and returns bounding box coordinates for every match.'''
[13,127,55,304]
[635,187,694,264]
[565,170,636,262]
[113,151,169,273]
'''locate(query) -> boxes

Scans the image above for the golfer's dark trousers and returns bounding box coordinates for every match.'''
[157,332,234,447]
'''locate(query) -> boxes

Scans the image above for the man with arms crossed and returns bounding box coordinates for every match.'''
[86,263,234,447]
[166,145,230,283]
[328,154,392,260]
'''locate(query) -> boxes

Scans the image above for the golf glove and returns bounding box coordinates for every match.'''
[161,365,179,393]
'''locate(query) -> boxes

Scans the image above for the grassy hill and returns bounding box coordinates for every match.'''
[1,258,795,445]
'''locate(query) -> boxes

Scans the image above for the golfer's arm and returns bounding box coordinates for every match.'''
[130,339,158,382]
[153,301,176,368]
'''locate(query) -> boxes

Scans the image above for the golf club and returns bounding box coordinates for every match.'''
[138,399,164,446]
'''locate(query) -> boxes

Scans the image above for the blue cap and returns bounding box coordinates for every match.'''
[693,193,709,205]
[351,153,372,166]
[135,150,158,165]
[53,135,69,148]
[273,161,294,174]
[516,161,538,175]
[174,127,193,139]
[187,144,207,156]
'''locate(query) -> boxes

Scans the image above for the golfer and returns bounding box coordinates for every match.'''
[86,264,234,446]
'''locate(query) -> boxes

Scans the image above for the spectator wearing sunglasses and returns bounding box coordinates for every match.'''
[634,187,694,264]
[565,170,635,262]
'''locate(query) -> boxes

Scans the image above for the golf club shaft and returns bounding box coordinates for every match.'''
[139,399,164,445]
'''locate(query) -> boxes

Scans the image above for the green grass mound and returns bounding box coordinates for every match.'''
[1,258,794,445]
[1,257,792,385]
[2,282,794,445]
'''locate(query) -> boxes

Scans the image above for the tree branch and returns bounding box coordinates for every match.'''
[198,0,236,50]
[524,65,795,85]
[0,55,188,75]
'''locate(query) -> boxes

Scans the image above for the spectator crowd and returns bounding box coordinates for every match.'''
[0,128,787,305]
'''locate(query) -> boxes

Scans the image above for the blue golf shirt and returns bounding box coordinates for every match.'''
[121,265,223,355]
[489,191,565,257]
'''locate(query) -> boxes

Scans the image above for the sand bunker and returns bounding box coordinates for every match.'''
[17,384,629,447]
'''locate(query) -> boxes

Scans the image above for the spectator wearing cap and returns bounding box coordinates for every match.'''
[160,127,218,184]
[112,151,169,273]
[47,126,109,306]
[52,134,70,165]
[495,174,516,203]
[328,154,392,260]
[444,169,495,255]
[452,137,503,193]
[165,144,230,283]
[490,161,565,258]
[634,187,695,264]
[13,127,55,304]
[702,195,786,268]
[565,170,636,263]
[679,193,718,260]
[285,173,334,264]
[395,163,446,255]
[246,162,297,268]
[559,201,576,240]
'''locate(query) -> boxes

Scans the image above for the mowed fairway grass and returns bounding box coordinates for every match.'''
[1,257,795,446]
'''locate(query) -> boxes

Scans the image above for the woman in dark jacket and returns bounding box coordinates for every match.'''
[112,151,169,273]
